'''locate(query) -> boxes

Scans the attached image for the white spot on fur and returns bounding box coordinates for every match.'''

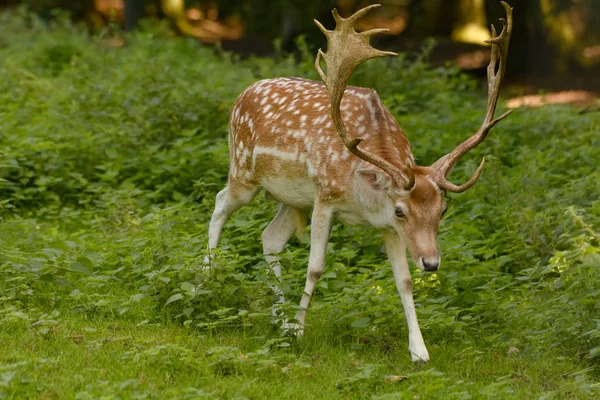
[239,148,250,165]
[252,146,299,170]
[291,129,306,138]
[313,115,327,125]
[306,159,316,177]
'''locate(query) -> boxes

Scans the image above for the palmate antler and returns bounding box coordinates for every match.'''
[314,5,415,190]
[429,1,513,193]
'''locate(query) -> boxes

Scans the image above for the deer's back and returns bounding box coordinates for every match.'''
[228,78,411,204]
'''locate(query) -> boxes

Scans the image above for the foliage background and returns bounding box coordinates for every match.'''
[9,0,600,77]
[0,8,599,399]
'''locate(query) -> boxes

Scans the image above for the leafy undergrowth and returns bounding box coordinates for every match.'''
[1,9,600,399]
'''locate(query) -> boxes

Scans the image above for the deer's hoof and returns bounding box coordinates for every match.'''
[282,322,304,337]
[410,347,430,364]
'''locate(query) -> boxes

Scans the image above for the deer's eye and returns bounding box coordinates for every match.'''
[441,206,448,217]
[395,207,406,219]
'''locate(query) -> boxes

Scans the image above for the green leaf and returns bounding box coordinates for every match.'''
[165,293,184,306]
[1,371,16,386]
[180,282,196,292]
[76,256,93,268]
[210,307,234,317]
[39,274,57,283]
[131,293,144,302]
[462,292,481,304]
[70,262,92,275]
[43,248,62,258]
[583,253,600,267]
[193,289,214,295]
[351,317,370,328]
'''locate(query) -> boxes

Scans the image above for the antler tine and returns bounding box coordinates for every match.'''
[343,3,381,24]
[314,19,330,37]
[314,49,327,83]
[315,4,414,190]
[438,158,486,193]
[430,1,513,193]
[361,28,393,38]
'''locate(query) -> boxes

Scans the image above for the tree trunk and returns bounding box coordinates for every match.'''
[125,0,145,31]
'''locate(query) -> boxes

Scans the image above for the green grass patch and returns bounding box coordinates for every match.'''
[1,315,597,399]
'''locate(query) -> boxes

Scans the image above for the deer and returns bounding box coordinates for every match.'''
[207,2,513,363]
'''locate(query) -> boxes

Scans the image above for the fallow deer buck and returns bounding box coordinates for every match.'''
[208,2,513,362]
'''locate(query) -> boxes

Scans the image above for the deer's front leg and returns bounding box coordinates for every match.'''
[383,231,429,363]
[291,203,334,334]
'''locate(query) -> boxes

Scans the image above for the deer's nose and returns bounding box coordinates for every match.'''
[422,258,439,272]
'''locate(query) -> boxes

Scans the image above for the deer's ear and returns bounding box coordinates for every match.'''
[355,169,391,191]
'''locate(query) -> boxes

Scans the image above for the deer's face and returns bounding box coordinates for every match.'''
[391,169,446,272]
[356,166,446,272]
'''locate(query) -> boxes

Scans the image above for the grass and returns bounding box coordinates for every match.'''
[2,314,597,399]
[1,9,600,399]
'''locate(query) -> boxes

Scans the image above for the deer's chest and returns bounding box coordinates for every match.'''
[334,206,370,226]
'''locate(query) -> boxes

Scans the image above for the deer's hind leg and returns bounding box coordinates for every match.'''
[207,182,259,261]
[262,203,302,309]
